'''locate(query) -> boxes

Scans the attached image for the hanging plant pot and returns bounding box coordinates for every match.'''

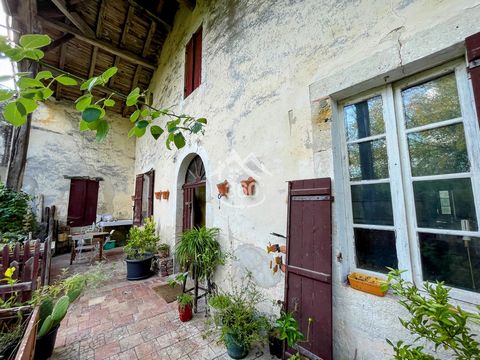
[155,191,162,200]
[178,303,193,322]
[217,180,229,198]
[162,190,170,200]
[225,332,249,359]
[125,253,154,280]
[240,177,256,195]
[348,272,387,297]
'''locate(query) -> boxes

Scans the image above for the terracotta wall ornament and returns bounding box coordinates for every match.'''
[155,191,162,200]
[162,190,170,200]
[216,180,229,199]
[241,177,256,195]
[266,242,287,273]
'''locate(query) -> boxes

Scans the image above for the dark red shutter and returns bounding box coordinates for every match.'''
[285,178,333,360]
[183,186,194,231]
[133,174,144,226]
[193,27,202,90]
[84,180,99,225]
[184,38,194,98]
[466,32,480,125]
[147,170,155,217]
[67,179,87,227]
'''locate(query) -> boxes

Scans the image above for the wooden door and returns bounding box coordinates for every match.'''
[285,178,333,360]
[67,179,99,227]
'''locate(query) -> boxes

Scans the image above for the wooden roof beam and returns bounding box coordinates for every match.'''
[176,0,195,11]
[43,33,74,52]
[126,0,171,31]
[50,0,96,37]
[38,17,156,70]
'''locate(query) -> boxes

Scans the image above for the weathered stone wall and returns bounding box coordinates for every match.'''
[135,1,480,359]
[23,100,135,224]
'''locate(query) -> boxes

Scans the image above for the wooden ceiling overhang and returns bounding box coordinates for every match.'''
[4,0,196,116]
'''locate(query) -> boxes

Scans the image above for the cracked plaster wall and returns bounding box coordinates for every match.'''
[23,100,135,223]
[135,1,480,359]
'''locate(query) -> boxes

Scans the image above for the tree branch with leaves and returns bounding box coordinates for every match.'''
[0,34,206,148]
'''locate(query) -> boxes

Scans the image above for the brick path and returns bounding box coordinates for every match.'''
[51,257,274,360]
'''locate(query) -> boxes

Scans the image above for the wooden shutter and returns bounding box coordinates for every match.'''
[184,37,194,98]
[67,179,87,227]
[466,32,480,125]
[84,180,99,225]
[133,174,144,226]
[183,186,194,231]
[193,27,202,90]
[285,178,333,360]
[147,170,155,217]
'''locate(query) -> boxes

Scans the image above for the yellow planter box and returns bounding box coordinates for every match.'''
[348,272,387,297]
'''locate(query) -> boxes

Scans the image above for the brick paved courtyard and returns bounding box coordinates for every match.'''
[51,253,274,360]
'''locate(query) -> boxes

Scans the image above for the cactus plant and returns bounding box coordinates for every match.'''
[38,298,53,328]
[37,296,70,338]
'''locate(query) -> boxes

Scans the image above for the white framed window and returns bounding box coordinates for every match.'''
[336,59,480,301]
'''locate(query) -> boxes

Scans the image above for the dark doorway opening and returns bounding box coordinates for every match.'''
[67,178,100,227]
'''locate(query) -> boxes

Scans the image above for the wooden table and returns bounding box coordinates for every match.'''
[69,232,109,264]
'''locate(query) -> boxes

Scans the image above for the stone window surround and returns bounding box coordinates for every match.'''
[331,58,480,305]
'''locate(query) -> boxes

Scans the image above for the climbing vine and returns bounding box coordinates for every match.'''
[0,34,206,148]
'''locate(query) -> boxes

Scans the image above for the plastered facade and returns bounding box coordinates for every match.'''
[135,1,480,359]
[23,100,135,224]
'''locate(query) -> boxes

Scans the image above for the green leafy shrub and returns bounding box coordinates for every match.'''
[271,311,304,348]
[177,293,193,309]
[383,268,480,359]
[0,181,35,241]
[175,227,224,281]
[124,217,159,260]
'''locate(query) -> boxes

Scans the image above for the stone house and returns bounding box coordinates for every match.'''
[3,0,480,359]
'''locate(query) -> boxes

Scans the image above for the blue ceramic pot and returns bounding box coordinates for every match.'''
[225,332,249,359]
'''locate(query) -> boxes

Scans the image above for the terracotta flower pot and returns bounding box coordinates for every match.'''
[162,190,170,200]
[155,192,162,200]
[178,303,193,322]
[216,180,229,198]
[240,177,256,195]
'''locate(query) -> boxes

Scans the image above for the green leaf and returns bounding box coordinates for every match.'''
[17,77,44,89]
[136,120,149,129]
[0,89,14,101]
[79,120,89,131]
[150,125,164,140]
[23,48,44,60]
[134,127,146,137]
[35,71,53,81]
[128,127,136,138]
[173,132,186,149]
[4,48,26,61]
[191,122,203,134]
[100,67,118,82]
[126,87,140,106]
[75,94,92,111]
[82,107,102,123]
[104,99,115,107]
[38,87,54,100]
[130,109,140,123]
[197,118,207,124]
[166,133,174,150]
[56,75,77,86]
[17,97,37,113]
[141,108,149,117]
[80,78,94,91]
[19,34,51,49]
[3,101,27,126]
[95,120,109,141]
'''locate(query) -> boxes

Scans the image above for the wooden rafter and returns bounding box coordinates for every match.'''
[56,40,67,99]
[126,0,171,31]
[111,4,134,88]
[50,0,96,37]
[156,0,166,13]
[95,0,106,38]
[39,17,156,70]
[43,33,74,52]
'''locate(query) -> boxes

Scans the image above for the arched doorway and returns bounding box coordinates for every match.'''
[182,155,206,230]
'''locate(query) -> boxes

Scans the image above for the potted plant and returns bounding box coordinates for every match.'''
[157,243,170,258]
[348,272,387,297]
[269,311,304,358]
[125,217,159,280]
[209,275,270,359]
[177,293,193,322]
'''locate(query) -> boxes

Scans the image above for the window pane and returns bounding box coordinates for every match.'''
[402,73,461,129]
[419,233,480,293]
[408,123,470,176]
[354,228,398,273]
[351,183,393,225]
[348,139,389,180]
[344,96,384,141]
[413,178,478,230]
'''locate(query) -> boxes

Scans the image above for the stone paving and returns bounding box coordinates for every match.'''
[51,255,274,360]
